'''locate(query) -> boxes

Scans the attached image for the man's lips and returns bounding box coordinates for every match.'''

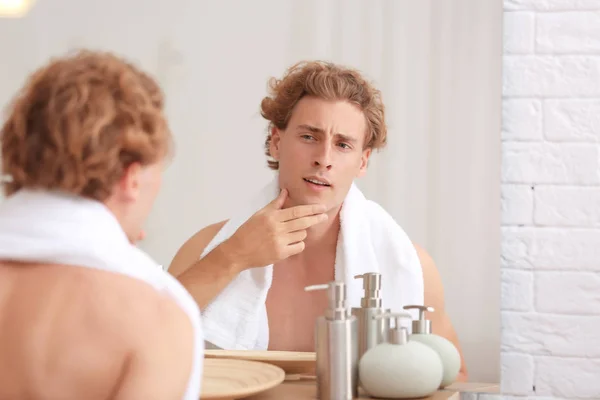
[303,177,331,187]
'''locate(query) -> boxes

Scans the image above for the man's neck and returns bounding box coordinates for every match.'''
[274,205,340,284]
[278,197,342,270]
[297,204,342,261]
[309,208,339,242]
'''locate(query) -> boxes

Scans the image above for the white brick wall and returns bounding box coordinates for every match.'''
[502,1,600,398]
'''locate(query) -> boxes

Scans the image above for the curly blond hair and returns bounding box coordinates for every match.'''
[260,60,387,170]
[1,49,171,201]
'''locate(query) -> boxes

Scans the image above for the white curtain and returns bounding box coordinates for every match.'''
[0,0,501,383]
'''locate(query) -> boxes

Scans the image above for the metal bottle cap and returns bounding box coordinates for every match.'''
[403,305,434,334]
[373,312,413,345]
[305,281,351,321]
[354,273,383,308]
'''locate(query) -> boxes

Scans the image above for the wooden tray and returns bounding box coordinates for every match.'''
[204,349,316,375]
[200,358,285,400]
[244,380,462,400]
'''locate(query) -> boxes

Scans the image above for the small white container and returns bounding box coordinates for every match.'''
[358,312,443,399]
[404,305,461,388]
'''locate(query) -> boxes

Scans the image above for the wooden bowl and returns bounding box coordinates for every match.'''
[204,349,316,375]
[200,358,285,400]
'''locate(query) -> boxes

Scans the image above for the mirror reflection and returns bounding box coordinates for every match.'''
[0,0,502,398]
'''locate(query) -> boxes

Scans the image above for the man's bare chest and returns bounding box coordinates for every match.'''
[265,259,335,352]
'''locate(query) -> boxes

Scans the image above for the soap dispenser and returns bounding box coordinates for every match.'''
[404,305,461,388]
[351,272,390,360]
[305,281,358,400]
[358,312,443,399]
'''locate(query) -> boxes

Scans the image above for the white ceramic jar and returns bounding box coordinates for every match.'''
[404,305,461,388]
[358,312,443,399]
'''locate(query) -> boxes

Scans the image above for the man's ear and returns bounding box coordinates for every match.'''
[357,147,372,178]
[116,162,143,202]
[269,127,282,161]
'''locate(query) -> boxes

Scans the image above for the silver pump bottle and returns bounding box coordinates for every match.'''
[351,273,390,360]
[305,281,358,400]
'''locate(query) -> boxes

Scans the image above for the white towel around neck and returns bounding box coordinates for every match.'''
[200,177,424,350]
[0,189,204,400]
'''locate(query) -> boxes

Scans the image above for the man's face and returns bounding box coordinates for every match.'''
[108,159,164,244]
[269,96,371,212]
[131,161,163,242]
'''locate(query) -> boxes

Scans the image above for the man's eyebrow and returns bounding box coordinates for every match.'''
[297,124,357,143]
[337,134,357,143]
[297,124,324,134]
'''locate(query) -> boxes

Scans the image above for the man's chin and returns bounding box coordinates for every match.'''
[284,192,329,209]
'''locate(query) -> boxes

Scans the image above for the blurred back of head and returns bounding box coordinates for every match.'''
[0,49,171,201]
[0,49,172,241]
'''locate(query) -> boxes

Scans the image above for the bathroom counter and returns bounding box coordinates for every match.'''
[246,380,500,399]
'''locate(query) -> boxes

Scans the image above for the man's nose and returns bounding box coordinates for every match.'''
[312,143,333,170]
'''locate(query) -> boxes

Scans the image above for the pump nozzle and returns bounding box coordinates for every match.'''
[353,273,382,308]
[305,281,350,321]
[373,311,413,345]
[403,305,434,334]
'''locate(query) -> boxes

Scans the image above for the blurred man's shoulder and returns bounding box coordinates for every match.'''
[168,219,229,276]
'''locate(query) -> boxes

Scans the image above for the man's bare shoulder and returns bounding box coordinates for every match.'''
[64,267,193,348]
[112,277,195,400]
[411,243,445,300]
[98,270,192,328]
[168,219,229,277]
[52,267,194,360]
[78,267,196,400]
[412,243,434,267]
[409,244,469,380]
[0,263,195,400]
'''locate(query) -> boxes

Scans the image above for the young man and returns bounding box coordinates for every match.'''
[0,50,203,399]
[169,61,468,380]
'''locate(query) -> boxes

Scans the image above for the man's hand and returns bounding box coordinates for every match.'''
[168,189,328,310]
[221,188,328,270]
